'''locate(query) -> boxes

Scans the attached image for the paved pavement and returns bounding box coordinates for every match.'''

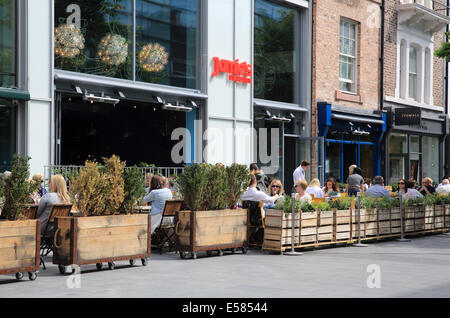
[1,234,450,298]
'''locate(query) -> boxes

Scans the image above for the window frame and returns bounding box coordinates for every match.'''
[339,18,358,95]
[408,46,418,101]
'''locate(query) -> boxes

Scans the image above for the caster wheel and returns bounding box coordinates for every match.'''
[129,259,136,266]
[58,265,65,275]
[191,253,197,260]
[15,272,24,280]
[180,252,188,259]
[108,262,115,270]
[218,250,224,257]
[206,251,213,257]
[96,263,103,270]
[242,247,248,254]
[141,258,148,266]
[28,272,37,281]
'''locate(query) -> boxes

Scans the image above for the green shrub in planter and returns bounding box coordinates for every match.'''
[361,197,377,210]
[120,165,146,214]
[300,202,316,213]
[313,201,331,212]
[422,193,438,206]
[404,197,424,207]
[2,155,39,220]
[274,196,302,216]
[441,194,450,204]
[201,164,227,210]
[329,197,352,210]
[390,184,399,193]
[176,164,208,211]
[224,164,250,209]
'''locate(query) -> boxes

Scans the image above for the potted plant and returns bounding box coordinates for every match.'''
[264,196,301,252]
[0,155,40,281]
[175,164,250,259]
[52,155,151,273]
[120,165,147,213]
[329,197,352,241]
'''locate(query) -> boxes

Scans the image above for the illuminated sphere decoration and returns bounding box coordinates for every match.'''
[97,33,129,66]
[55,24,85,58]
[139,43,169,72]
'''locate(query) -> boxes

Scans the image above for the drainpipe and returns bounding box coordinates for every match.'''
[380,0,387,180]
[446,0,450,177]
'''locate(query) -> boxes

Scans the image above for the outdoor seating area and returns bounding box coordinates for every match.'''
[1,156,450,283]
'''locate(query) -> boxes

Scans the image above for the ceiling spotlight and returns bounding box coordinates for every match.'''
[72,85,83,94]
[83,93,120,105]
[188,100,198,108]
[267,115,292,123]
[367,124,372,129]
[115,90,126,99]
[154,96,164,104]
[349,122,354,126]
[162,103,193,112]
[264,110,272,118]
[289,113,296,119]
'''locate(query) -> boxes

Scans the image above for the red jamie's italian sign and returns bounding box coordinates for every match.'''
[211,57,252,84]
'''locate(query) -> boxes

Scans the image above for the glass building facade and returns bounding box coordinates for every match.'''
[54,0,198,89]
[0,0,16,88]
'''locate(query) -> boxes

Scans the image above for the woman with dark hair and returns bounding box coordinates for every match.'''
[404,180,423,201]
[323,178,341,199]
[397,179,407,197]
[143,175,173,234]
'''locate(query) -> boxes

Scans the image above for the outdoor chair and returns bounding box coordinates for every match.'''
[22,204,39,220]
[242,201,265,248]
[40,203,72,269]
[152,199,184,254]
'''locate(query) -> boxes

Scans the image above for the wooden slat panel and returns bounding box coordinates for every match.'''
[196,209,247,218]
[318,233,333,241]
[0,226,36,238]
[78,225,148,238]
[0,220,37,229]
[196,233,247,247]
[0,246,36,261]
[0,258,35,270]
[318,225,333,234]
[336,232,350,240]
[301,227,316,236]
[77,214,149,229]
[0,236,36,249]
[301,234,316,243]
[301,219,317,227]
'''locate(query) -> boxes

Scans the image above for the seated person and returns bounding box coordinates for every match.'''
[295,179,312,204]
[323,178,341,199]
[142,175,173,234]
[436,179,450,195]
[365,176,390,198]
[241,174,278,218]
[306,178,324,198]
[36,175,71,235]
[403,180,423,201]
[418,177,436,196]
[266,179,284,208]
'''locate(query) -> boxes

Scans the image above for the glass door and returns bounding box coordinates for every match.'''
[409,135,421,183]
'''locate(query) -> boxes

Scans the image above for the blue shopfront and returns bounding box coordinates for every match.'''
[318,102,387,183]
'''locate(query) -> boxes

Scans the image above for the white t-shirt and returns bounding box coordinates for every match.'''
[296,193,312,204]
[306,186,324,198]
[293,166,306,184]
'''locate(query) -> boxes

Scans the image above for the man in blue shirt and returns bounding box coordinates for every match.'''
[365,176,390,198]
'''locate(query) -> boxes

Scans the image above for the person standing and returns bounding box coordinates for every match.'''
[293,160,311,185]
[346,166,364,197]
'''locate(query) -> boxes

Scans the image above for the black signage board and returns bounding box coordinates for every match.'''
[394,107,421,126]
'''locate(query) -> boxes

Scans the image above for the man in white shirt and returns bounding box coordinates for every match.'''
[241,174,278,218]
[293,160,311,185]
[437,179,450,195]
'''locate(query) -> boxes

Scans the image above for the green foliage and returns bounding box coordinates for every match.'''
[70,161,110,217]
[0,176,4,200]
[138,162,155,168]
[313,201,331,212]
[329,197,352,210]
[404,196,424,207]
[176,164,208,211]
[201,164,227,210]
[224,164,251,209]
[121,165,146,214]
[435,31,450,62]
[337,183,346,192]
[274,195,302,215]
[422,193,440,206]
[374,196,398,209]
[361,197,378,210]
[2,155,38,220]
[103,155,125,213]
[300,202,316,213]
[441,194,450,205]
[390,184,399,193]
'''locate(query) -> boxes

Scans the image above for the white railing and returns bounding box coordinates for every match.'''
[400,0,449,15]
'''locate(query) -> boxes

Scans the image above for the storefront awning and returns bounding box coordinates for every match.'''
[332,113,385,125]
[0,88,30,101]
[254,98,308,112]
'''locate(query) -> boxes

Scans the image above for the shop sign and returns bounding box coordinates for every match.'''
[394,107,421,126]
[211,57,252,84]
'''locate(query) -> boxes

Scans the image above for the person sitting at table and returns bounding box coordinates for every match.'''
[31,173,47,203]
[404,180,423,201]
[295,179,312,204]
[142,175,173,234]
[365,176,391,198]
[36,174,71,235]
[241,174,278,217]
[306,178,324,198]
[322,178,341,199]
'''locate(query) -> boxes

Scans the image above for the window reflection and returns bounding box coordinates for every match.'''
[0,0,16,88]
[254,0,295,103]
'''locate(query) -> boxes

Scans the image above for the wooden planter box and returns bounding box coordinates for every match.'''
[390,207,401,234]
[317,210,334,242]
[434,205,445,230]
[53,214,151,272]
[263,210,299,251]
[300,211,317,244]
[336,209,352,241]
[445,204,450,228]
[175,209,248,259]
[0,220,40,281]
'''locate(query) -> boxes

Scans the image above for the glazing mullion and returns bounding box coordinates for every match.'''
[132,0,136,82]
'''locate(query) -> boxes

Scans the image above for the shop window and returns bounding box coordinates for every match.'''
[54,0,198,89]
[0,99,15,171]
[254,0,295,103]
[0,0,16,88]
[388,133,407,184]
[422,136,439,184]
[135,0,198,89]
[339,19,357,94]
